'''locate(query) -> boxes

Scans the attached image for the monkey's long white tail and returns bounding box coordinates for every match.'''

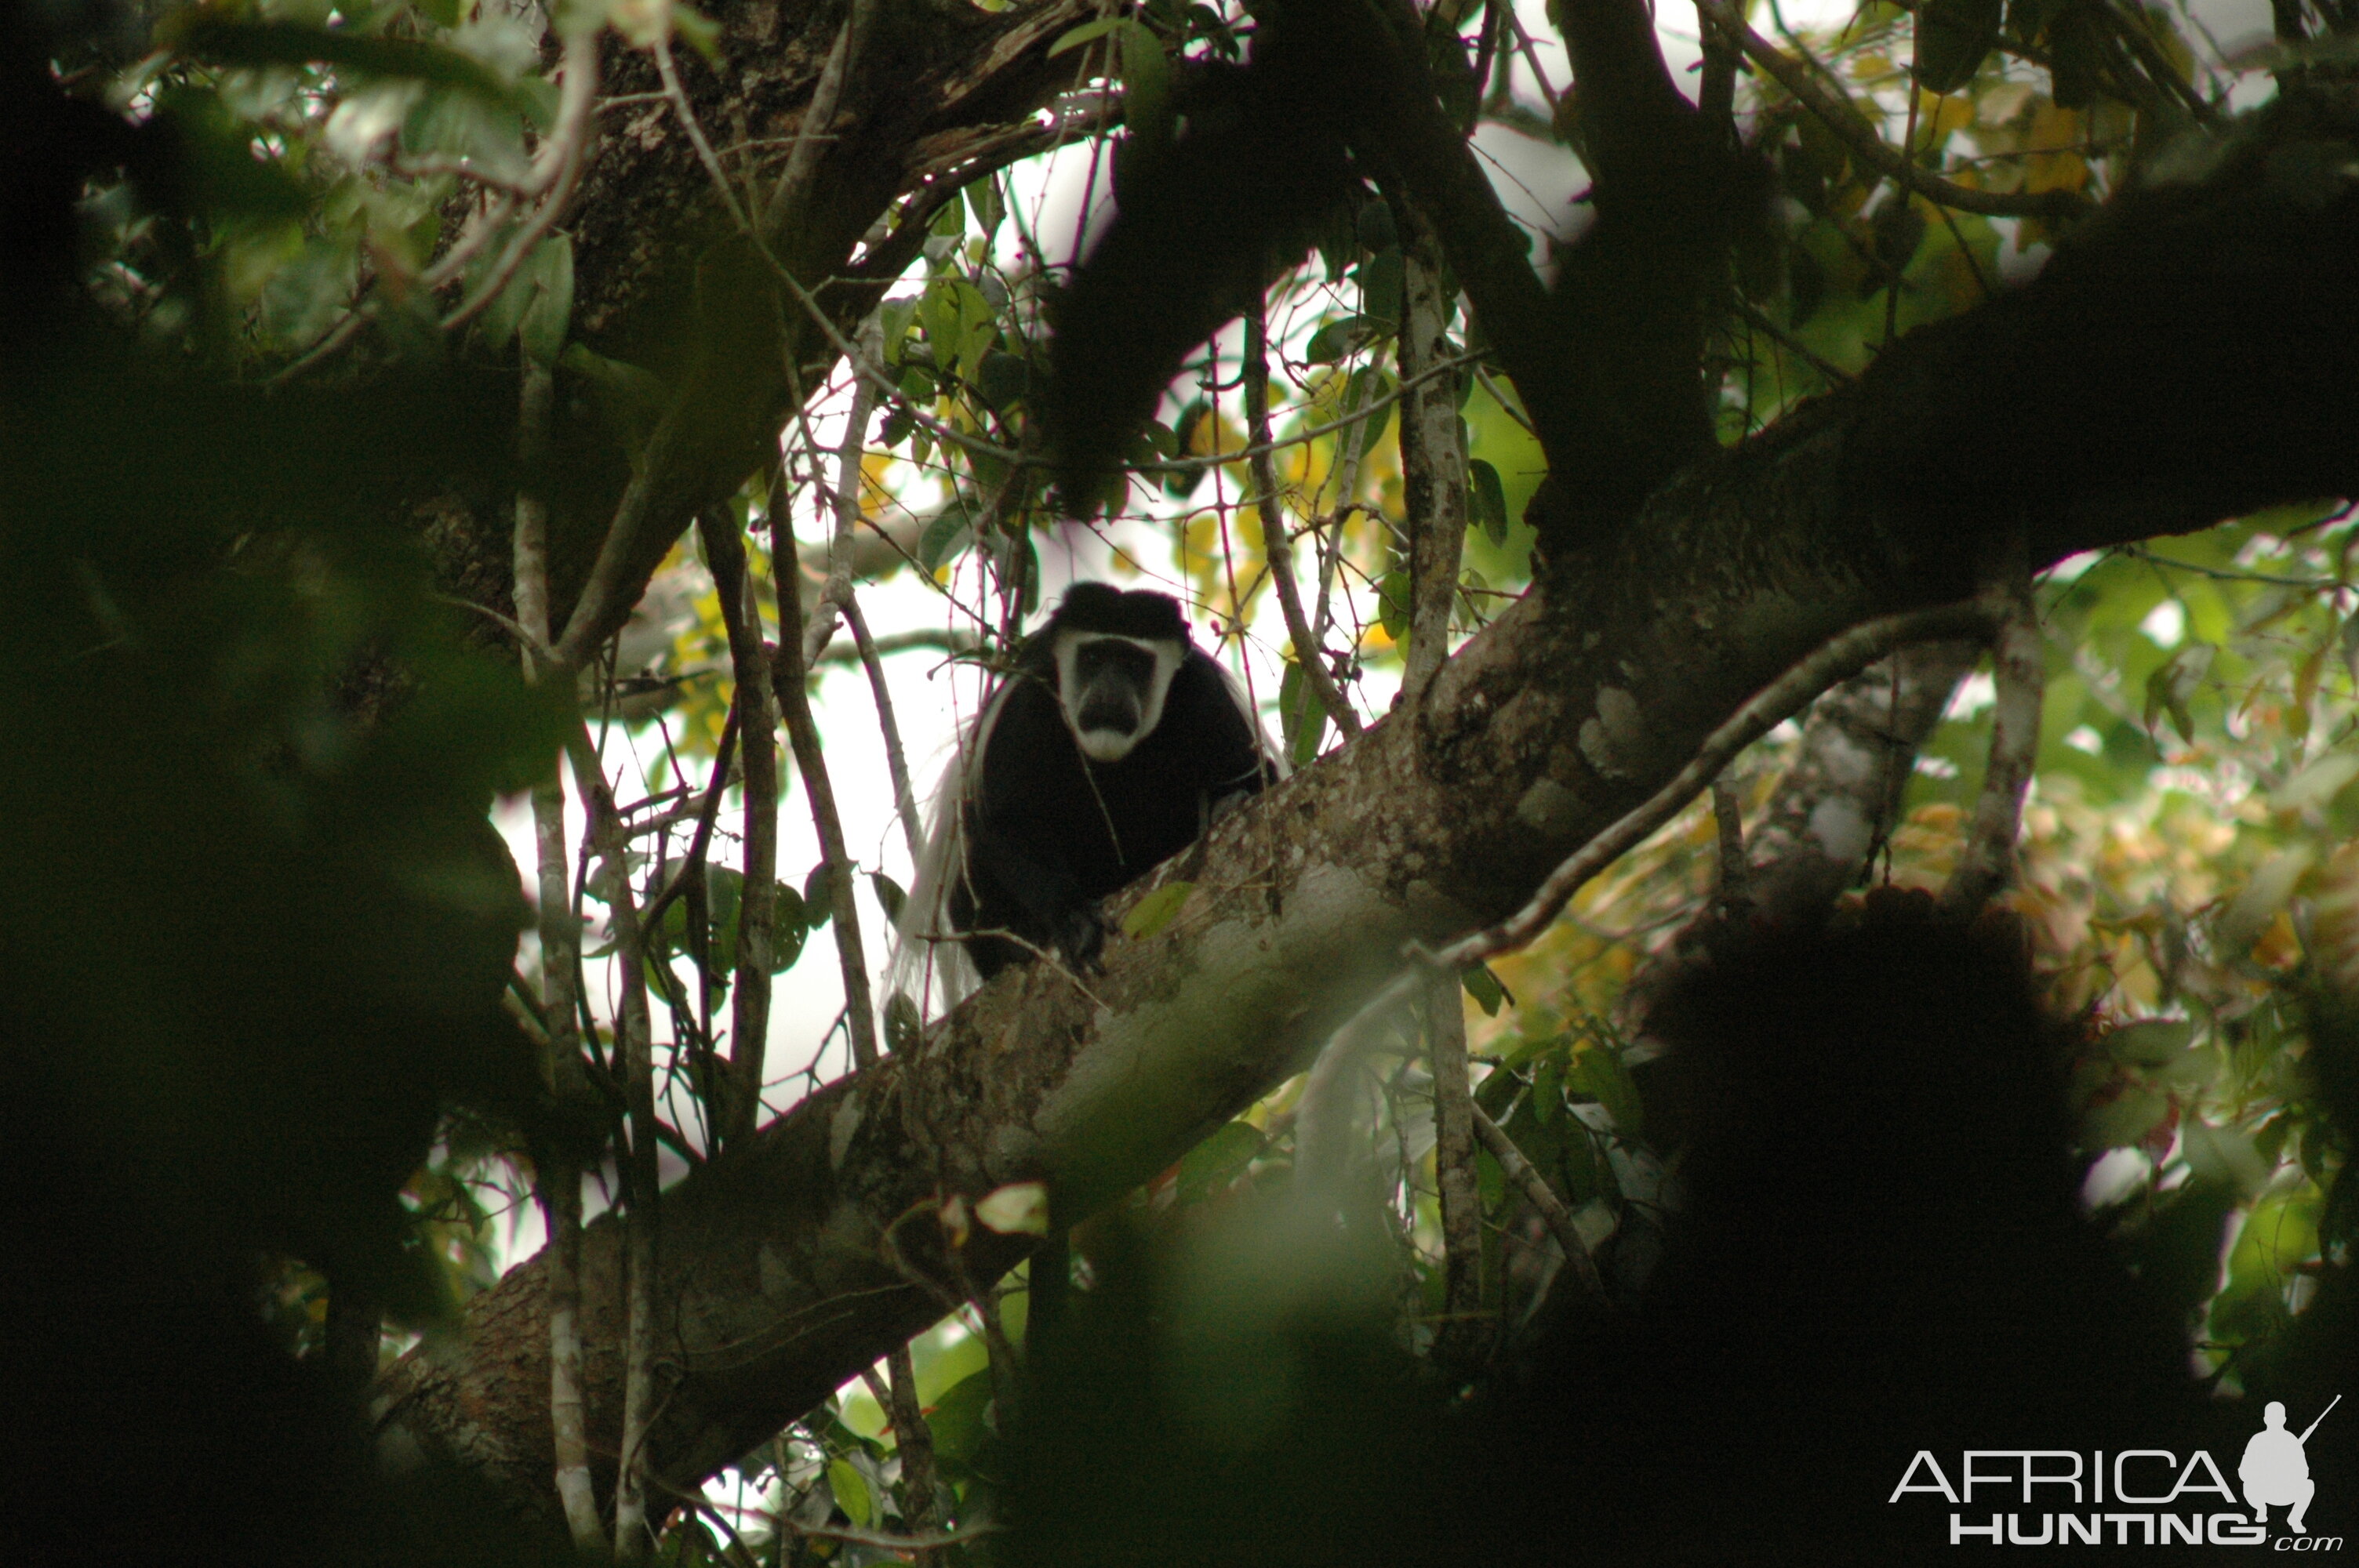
[885,702,993,1022]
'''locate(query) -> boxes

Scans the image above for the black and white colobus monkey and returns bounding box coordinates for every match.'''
[900,583,1283,998]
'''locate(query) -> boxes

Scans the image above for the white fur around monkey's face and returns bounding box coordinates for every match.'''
[1053,630,1182,764]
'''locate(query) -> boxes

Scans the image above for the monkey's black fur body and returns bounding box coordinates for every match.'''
[940,583,1280,980]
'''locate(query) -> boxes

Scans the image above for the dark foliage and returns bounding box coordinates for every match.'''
[2,4,566,1555]
[1003,895,2350,1564]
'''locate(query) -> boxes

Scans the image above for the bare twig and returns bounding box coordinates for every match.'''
[1426,969,1485,1364]
[1243,299,1361,745]
[1397,208,1467,705]
[1428,596,2004,971]
[761,0,880,241]
[697,510,780,1149]
[566,726,663,1562]
[2103,0,2221,124]
[514,362,610,1559]
[871,1347,942,1562]
[816,625,981,664]
[652,34,756,238]
[769,471,881,1070]
[1470,1104,1608,1305]
[845,592,924,862]
[1710,774,1752,915]
[804,315,884,666]
[1732,296,1856,386]
[1941,556,2043,917]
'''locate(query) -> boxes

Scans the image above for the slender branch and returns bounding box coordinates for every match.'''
[761,0,881,241]
[514,361,610,1559]
[1710,774,1752,915]
[653,34,756,238]
[1733,296,1855,386]
[548,397,696,672]
[1396,206,1467,704]
[844,592,924,863]
[875,1347,941,1563]
[1940,558,2043,917]
[1470,1104,1608,1306]
[697,510,780,1149]
[804,316,884,666]
[1243,299,1361,746]
[565,727,663,1561]
[1426,968,1485,1363]
[1692,0,2094,221]
[1427,597,2003,970]
[769,473,881,1070]
[2102,0,2221,125]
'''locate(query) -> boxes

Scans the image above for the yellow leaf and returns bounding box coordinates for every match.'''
[975,1181,1050,1236]
[1123,880,1194,940]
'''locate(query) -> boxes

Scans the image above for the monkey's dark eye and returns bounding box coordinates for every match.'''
[1072,640,1158,689]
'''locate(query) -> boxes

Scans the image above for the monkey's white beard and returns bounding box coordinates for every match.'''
[1074,727,1140,764]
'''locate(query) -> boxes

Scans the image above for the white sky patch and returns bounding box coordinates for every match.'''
[2143,598,2186,648]
[1945,669,1997,720]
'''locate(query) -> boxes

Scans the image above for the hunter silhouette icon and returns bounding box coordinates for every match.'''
[2241,1396,2339,1534]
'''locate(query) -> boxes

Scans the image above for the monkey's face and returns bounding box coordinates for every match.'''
[1054,631,1180,764]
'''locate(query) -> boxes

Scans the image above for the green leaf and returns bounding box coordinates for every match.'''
[825,1457,872,1530]
[1378,567,1410,641]
[1304,314,1372,365]
[2219,847,2314,954]
[1913,0,2004,92]
[965,175,1006,240]
[165,18,533,111]
[671,4,722,63]
[924,1367,999,1469]
[1352,369,1398,459]
[975,349,1030,409]
[1123,879,1194,940]
[2102,1018,2194,1066]
[1279,660,1328,771]
[871,870,907,924]
[1467,458,1508,546]
[1176,1120,1265,1201]
[1354,248,1405,330]
[2080,1086,2169,1150]
[801,864,835,928]
[518,233,573,366]
[1047,15,1121,56]
[918,502,972,572]
[558,343,668,455]
[1567,1044,1642,1136]
[1117,19,1172,147]
[1461,962,1507,1016]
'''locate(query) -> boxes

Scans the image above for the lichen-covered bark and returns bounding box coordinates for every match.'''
[376,93,2359,1522]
